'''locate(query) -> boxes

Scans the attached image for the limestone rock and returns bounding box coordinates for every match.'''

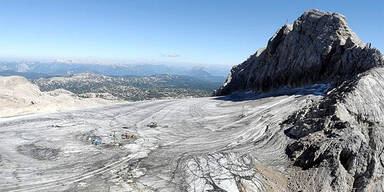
[216,8,384,191]
[215,9,383,96]
[283,67,384,191]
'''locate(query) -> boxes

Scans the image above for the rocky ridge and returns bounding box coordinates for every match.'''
[215,9,383,95]
[283,67,384,191]
[216,9,384,191]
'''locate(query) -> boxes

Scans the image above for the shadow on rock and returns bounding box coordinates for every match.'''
[214,84,330,102]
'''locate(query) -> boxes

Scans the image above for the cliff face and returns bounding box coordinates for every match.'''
[215,9,383,96]
[283,68,384,191]
[215,9,384,191]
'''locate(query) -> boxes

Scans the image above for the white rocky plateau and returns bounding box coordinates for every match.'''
[0,85,327,192]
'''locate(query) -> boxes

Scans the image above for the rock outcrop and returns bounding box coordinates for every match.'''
[0,76,120,117]
[215,9,383,96]
[216,9,384,191]
[283,67,384,191]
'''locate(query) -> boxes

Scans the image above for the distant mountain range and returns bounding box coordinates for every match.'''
[0,61,229,83]
[0,61,227,101]
[0,70,53,79]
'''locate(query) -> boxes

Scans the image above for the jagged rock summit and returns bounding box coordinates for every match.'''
[215,9,384,191]
[215,9,383,95]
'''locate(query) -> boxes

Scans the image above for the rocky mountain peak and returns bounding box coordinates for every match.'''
[215,9,383,96]
[292,9,363,47]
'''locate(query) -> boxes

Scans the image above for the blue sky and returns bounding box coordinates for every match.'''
[0,0,382,66]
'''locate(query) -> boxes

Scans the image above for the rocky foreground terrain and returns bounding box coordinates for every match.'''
[0,85,328,192]
[1,9,384,192]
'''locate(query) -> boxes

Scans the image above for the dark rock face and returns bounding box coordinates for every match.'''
[215,9,383,96]
[215,9,384,191]
[283,68,384,191]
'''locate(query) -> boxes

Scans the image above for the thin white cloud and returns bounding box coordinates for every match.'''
[161,53,181,58]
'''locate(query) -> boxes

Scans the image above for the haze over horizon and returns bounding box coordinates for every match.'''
[0,0,382,67]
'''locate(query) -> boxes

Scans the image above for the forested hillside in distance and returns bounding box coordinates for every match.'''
[33,73,222,101]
